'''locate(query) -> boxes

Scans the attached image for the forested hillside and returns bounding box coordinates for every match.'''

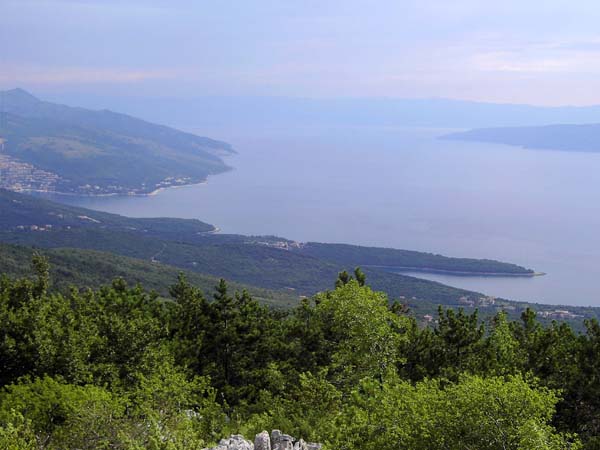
[0,89,233,195]
[0,189,537,308]
[0,262,594,449]
[2,188,598,326]
[296,242,535,275]
[0,243,298,308]
[0,188,216,234]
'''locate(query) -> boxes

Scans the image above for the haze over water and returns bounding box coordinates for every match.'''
[51,125,600,307]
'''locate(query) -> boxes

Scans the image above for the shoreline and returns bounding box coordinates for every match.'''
[20,179,209,199]
[366,264,545,278]
[199,226,221,235]
[146,180,208,197]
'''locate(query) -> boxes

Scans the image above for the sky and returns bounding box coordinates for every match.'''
[3,0,600,106]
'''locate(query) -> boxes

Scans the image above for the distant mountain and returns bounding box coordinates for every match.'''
[47,93,600,130]
[0,88,234,195]
[442,123,600,152]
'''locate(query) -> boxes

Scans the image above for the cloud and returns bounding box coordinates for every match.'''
[470,38,600,75]
[0,66,187,85]
[553,38,600,51]
[5,0,173,10]
[472,52,572,73]
[5,0,600,105]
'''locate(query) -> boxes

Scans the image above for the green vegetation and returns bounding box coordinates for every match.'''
[0,188,531,275]
[7,225,554,322]
[0,189,535,307]
[296,241,534,275]
[1,261,596,448]
[2,189,599,327]
[0,188,215,234]
[0,88,233,194]
[0,243,299,308]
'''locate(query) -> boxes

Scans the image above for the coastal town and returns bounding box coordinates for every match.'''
[0,153,61,193]
[0,151,200,196]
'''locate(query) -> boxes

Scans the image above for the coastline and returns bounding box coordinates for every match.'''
[366,264,545,278]
[20,179,209,199]
[146,180,208,197]
[199,226,221,235]
[12,155,235,198]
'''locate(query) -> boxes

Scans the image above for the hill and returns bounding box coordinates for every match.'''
[0,189,535,298]
[0,88,233,195]
[442,123,600,153]
[4,232,597,327]
[1,189,595,326]
[294,242,534,275]
[0,187,215,235]
[0,189,534,276]
[0,242,299,308]
[0,226,482,308]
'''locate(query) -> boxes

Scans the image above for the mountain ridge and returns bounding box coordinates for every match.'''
[0,88,234,195]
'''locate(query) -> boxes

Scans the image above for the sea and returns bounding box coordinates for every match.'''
[44,125,600,307]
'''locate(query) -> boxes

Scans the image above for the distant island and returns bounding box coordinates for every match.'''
[441,123,600,152]
[0,88,234,195]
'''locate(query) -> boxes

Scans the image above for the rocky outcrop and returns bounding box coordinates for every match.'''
[208,434,254,450]
[204,430,322,450]
[254,431,271,450]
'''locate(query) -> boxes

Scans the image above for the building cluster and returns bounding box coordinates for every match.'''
[155,176,194,188]
[458,295,497,308]
[0,154,60,192]
[539,309,582,320]
[14,224,54,232]
[250,240,305,251]
[0,151,198,195]
[72,176,199,195]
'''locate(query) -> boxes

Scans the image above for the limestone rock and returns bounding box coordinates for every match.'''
[204,430,321,450]
[293,439,306,450]
[254,431,271,450]
[205,434,254,450]
[271,430,294,450]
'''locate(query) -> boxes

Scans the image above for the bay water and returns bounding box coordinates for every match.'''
[48,125,600,307]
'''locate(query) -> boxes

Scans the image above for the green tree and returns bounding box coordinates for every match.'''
[483,311,523,375]
[0,410,37,450]
[170,274,211,373]
[433,306,485,378]
[0,376,125,449]
[330,374,580,450]
[313,280,409,387]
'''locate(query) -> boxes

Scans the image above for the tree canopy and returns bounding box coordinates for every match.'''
[0,258,594,449]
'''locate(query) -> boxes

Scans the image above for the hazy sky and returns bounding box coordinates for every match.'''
[3,0,600,105]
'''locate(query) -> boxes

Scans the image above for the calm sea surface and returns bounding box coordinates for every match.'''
[46,126,600,307]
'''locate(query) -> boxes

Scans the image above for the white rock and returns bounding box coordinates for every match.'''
[254,431,271,450]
